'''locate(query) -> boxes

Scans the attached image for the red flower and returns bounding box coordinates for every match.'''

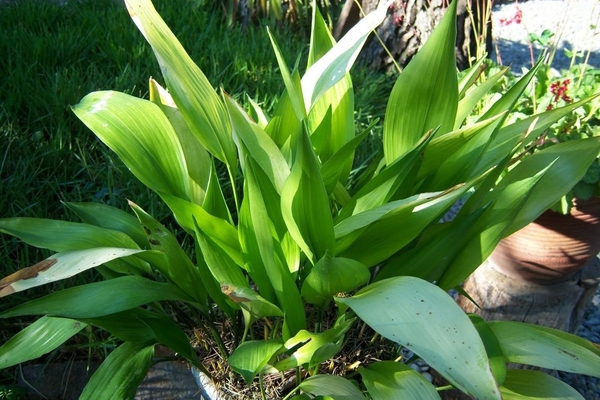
[549,79,572,104]
[499,7,523,26]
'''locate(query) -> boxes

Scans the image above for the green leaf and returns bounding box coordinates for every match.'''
[337,277,501,399]
[80,341,154,400]
[499,137,600,235]
[337,129,434,221]
[469,315,507,386]
[0,217,141,253]
[125,0,236,169]
[499,369,584,400]
[296,375,366,400]
[224,94,290,194]
[149,78,212,206]
[336,185,468,267]
[158,193,243,267]
[268,29,306,121]
[359,361,440,400]
[488,321,600,377]
[474,95,599,177]
[1,276,190,319]
[301,2,388,113]
[128,201,207,303]
[305,6,355,182]
[0,316,86,369]
[228,339,284,385]
[0,247,148,297]
[301,252,370,306]
[64,202,149,249]
[221,284,284,319]
[239,158,305,338]
[281,129,335,263]
[455,68,508,130]
[274,318,354,371]
[72,91,190,200]
[383,0,458,163]
[438,164,550,290]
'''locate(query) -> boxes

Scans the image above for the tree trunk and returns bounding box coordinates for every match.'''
[334,0,493,72]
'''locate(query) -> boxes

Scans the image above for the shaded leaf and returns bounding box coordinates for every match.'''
[0,316,86,369]
[80,341,154,400]
[359,361,440,400]
[228,339,284,385]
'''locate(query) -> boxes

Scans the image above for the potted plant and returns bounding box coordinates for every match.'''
[1,1,599,398]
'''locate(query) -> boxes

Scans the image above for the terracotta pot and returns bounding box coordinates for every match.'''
[487,197,600,283]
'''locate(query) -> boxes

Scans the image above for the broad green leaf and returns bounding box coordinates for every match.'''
[305,6,355,182]
[281,129,335,263]
[337,129,434,222]
[228,339,284,385]
[64,202,149,249]
[265,76,303,153]
[336,185,468,267]
[0,247,147,297]
[221,284,283,319]
[474,96,599,177]
[469,315,507,386]
[321,129,371,195]
[80,341,154,400]
[301,252,370,307]
[274,318,354,371]
[418,115,504,187]
[383,0,458,163]
[301,2,388,113]
[240,158,306,338]
[488,321,600,377]
[296,375,366,400]
[268,29,306,121]
[125,0,236,169]
[438,165,550,290]
[499,369,584,400]
[359,361,440,400]
[0,316,86,369]
[337,277,501,400]
[159,193,243,267]
[128,201,207,303]
[375,208,485,283]
[149,78,212,206]
[224,94,290,194]
[0,217,141,253]
[457,57,487,98]
[72,91,190,199]
[247,95,270,129]
[0,276,190,319]
[498,137,600,235]
[139,310,199,365]
[455,68,508,130]
[84,309,158,342]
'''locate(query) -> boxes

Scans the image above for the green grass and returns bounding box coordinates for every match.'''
[0,0,392,390]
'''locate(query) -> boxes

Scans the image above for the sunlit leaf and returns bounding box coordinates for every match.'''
[0,247,147,297]
[125,0,236,169]
[337,277,501,399]
[72,91,190,199]
[383,0,458,163]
